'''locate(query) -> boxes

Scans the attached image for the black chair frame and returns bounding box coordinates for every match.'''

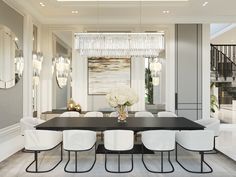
[105,149,133,173]
[26,142,63,173]
[64,143,96,173]
[175,143,213,174]
[142,144,174,173]
[204,136,218,154]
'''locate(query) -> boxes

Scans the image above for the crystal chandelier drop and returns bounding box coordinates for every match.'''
[149,57,162,86]
[32,52,43,85]
[53,56,70,88]
[75,33,165,57]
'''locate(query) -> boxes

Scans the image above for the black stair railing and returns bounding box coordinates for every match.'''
[211,44,236,80]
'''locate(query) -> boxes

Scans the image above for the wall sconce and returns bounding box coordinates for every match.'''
[32,52,43,85]
[53,56,70,88]
[14,50,24,78]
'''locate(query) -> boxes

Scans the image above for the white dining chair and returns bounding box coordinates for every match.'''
[141,130,175,173]
[104,130,134,173]
[60,111,80,117]
[20,117,45,136]
[109,111,118,117]
[24,130,63,173]
[135,111,154,117]
[63,130,97,173]
[175,130,214,173]
[84,111,104,140]
[134,111,154,141]
[157,111,177,117]
[195,118,220,153]
[84,111,103,117]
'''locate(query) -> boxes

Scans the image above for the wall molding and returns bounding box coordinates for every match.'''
[0,123,24,162]
[0,123,20,143]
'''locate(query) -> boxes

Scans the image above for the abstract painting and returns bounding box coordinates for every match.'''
[88,57,131,95]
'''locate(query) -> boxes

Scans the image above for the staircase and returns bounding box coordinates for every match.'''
[211,44,236,104]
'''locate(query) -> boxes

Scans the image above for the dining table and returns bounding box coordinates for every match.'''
[36,116,205,154]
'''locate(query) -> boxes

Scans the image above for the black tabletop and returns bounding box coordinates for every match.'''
[36,117,204,131]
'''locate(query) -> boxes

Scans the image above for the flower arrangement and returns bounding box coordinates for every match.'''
[106,87,138,121]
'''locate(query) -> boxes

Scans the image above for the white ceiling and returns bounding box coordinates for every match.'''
[6,0,236,24]
[53,31,72,47]
[211,24,236,44]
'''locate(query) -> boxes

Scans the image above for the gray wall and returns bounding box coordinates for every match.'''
[175,24,202,121]
[0,0,23,128]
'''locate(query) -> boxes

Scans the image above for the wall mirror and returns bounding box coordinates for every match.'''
[0,25,23,89]
[52,31,72,110]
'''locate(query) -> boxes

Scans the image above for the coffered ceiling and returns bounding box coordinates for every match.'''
[5,0,236,24]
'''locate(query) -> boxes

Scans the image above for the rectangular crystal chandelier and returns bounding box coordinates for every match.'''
[75,33,165,57]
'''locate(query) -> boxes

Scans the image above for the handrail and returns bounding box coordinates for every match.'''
[211,45,236,67]
[211,44,236,80]
[211,44,236,46]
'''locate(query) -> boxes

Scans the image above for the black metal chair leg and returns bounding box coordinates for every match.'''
[142,144,174,173]
[64,143,96,173]
[26,143,63,173]
[204,137,218,154]
[175,143,213,174]
[105,150,133,173]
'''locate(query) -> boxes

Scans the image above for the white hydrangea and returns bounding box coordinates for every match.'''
[106,86,139,108]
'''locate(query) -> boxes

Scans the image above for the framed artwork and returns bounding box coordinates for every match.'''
[88,57,131,95]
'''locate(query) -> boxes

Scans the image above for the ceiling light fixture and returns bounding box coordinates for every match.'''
[57,0,188,1]
[163,10,170,14]
[202,1,208,6]
[72,10,78,14]
[75,33,165,57]
[39,2,45,7]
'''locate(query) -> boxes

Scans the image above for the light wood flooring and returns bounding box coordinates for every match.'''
[0,145,236,177]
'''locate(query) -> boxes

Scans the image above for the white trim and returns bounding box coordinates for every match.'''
[202,24,211,119]
[23,15,33,117]
[0,124,24,162]
[165,25,175,112]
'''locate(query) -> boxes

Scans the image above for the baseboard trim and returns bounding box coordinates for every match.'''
[0,123,24,162]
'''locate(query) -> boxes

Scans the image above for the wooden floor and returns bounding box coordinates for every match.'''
[0,145,236,177]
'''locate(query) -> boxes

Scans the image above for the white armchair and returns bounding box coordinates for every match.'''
[84,111,103,117]
[104,130,134,173]
[109,112,118,117]
[175,130,214,173]
[24,130,63,173]
[157,111,177,117]
[63,130,97,173]
[195,118,220,153]
[141,130,175,173]
[60,111,80,117]
[135,111,154,117]
[195,118,220,136]
[20,117,45,136]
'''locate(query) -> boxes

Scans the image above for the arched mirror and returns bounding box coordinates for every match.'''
[0,25,23,89]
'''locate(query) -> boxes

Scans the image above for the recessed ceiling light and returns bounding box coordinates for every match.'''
[72,10,79,14]
[39,2,45,7]
[163,10,170,14]
[202,1,208,6]
[14,37,18,41]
